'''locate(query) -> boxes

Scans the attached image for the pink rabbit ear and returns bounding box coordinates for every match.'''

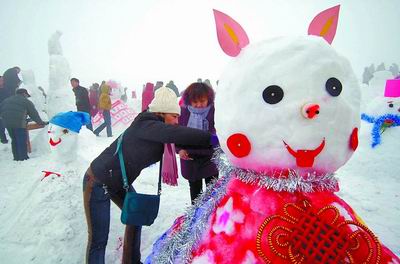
[308,5,340,44]
[213,9,249,57]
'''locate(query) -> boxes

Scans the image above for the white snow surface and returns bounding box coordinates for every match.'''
[0,126,193,263]
[0,93,399,263]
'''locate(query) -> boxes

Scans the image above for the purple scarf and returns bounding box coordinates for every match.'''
[162,143,178,186]
[187,105,211,130]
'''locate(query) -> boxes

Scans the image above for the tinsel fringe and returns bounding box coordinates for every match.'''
[148,147,339,263]
[148,173,231,264]
[361,113,400,148]
[213,147,338,193]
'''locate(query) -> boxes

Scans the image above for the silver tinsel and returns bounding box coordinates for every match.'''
[213,147,338,193]
[149,173,231,264]
[148,148,338,263]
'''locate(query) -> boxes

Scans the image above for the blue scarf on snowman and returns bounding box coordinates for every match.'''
[361,113,400,147]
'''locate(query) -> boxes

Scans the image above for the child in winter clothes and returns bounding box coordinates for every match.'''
[178,82,219,204]
[94,83,112,137]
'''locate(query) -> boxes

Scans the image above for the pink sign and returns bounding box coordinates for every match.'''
[384,79,400,98]
[93,99,137,128]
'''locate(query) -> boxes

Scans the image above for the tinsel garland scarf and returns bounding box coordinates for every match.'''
[212,149,339,193]
[147,148,340,263]
[361,113,400,148]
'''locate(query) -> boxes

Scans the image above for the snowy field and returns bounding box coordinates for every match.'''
[1,1,399,262]
[0,110,399,263]
[0,126,194,263]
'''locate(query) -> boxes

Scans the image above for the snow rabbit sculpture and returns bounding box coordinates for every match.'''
[147,6,400,264]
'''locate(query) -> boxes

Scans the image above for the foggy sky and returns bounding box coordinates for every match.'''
[1,0,399,91]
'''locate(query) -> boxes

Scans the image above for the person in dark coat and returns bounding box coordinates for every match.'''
[0,76,9,143]
[70,77,93,131]
[2,66,21,98]
[153,81,163,93]
[165,80,179,97]
[177,82,219,204]
[83,86,218,264]
[0,88,47,160]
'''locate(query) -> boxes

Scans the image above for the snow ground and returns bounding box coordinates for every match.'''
[0,113,399,263]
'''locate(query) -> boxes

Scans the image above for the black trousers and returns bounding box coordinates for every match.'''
[188,175,218,204]
[0,119,8,142]
[7,128,28,161]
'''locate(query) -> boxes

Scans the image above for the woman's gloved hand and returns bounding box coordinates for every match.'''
[210,134,219,146]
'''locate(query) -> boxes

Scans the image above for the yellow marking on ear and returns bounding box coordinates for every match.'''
[224,23,239,45]
[320,16,334,37]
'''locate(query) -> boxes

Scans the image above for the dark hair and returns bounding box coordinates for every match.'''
[182,82,215,106]
[70,78,79,83]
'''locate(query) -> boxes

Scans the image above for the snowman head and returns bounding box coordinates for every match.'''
[214,6,360,175]
[377,79,400,115]
[48,123,77,150]
[366,96,400,117]
[48,111,90,151]
[384,98,400,114]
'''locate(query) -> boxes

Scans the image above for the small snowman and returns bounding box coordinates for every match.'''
[47,111,90,165]
[147,6,399,264]
[361,79,400,147]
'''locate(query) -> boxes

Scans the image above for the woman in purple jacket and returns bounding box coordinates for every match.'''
[178,82,219,204]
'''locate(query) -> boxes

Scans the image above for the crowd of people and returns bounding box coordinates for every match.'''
[0,66,219,263]
[0,67,115,160]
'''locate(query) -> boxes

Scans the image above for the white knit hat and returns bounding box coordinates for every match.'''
[148,86,181,115]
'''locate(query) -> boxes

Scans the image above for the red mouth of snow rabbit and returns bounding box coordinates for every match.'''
[283,139,325,168]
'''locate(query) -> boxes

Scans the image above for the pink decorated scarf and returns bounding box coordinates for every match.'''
[162,143,178,186]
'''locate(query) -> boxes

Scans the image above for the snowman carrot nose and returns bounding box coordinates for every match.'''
[302,104,320,119]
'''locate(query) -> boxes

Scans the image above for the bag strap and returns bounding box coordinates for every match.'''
[158,154,162,195]
[115,132,162,195]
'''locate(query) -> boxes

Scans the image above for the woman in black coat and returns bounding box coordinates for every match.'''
[83,87,217,264]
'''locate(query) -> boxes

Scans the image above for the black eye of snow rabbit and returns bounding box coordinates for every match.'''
[325,77,342,97]
[262,85,284,104]
[63,129,69,134]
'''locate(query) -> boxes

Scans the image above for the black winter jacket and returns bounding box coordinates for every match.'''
[0,86,8,103]
[72,86,91,113]
[2,68,21,97]
[0,94,44,128]
[90,112,212,191]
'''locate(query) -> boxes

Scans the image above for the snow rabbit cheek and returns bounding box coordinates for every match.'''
[213,6,360,175]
